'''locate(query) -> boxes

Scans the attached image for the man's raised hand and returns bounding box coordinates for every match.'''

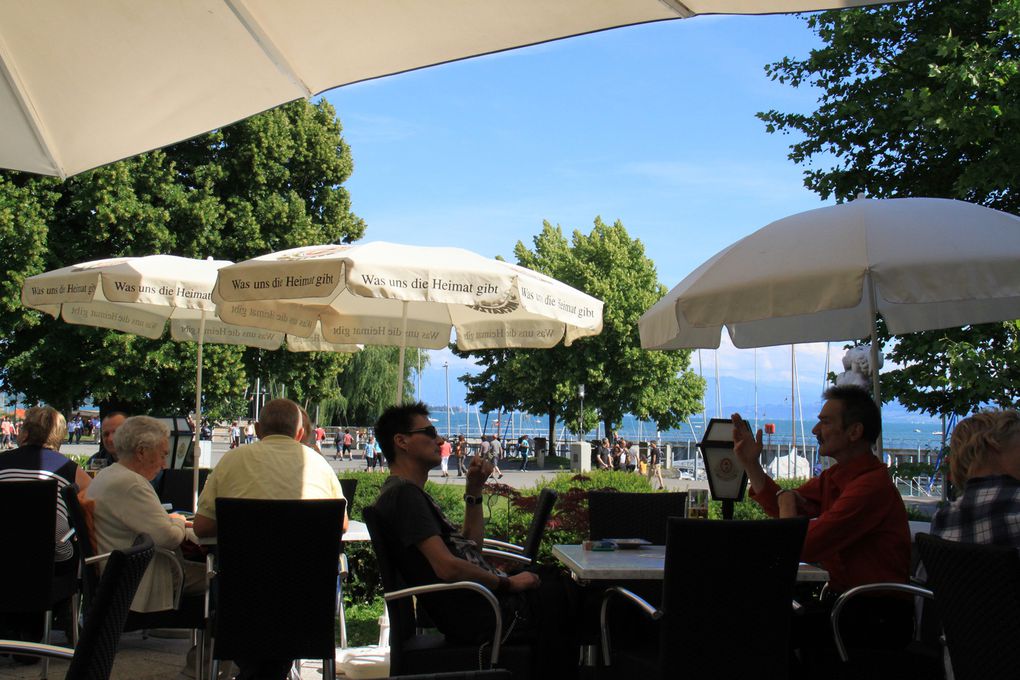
[730,413,764,468]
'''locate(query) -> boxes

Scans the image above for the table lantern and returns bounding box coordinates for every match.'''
[698,418,749,520]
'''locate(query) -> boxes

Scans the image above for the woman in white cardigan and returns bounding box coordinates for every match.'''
[87,415,205,612]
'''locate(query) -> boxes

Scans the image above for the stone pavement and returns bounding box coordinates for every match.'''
[60,440,711,494]
[0,628,370,680]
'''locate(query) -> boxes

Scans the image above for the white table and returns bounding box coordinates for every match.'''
[196,519,369,546]
[552,544,829,584]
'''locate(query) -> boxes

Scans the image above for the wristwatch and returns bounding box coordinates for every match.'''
[464,494,483,505]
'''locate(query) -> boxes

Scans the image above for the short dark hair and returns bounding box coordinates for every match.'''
[375,402,430,465]
[258,398,302,438]
[823,385,882,444]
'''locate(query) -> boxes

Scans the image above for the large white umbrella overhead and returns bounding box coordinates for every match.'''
[213,241,605,402]
[639,197,1020,410]
[1,0,901,179]
[21,254,359,506]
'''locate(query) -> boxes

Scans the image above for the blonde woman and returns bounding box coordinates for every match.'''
[0,406,91,564]
[931,410,1020,546]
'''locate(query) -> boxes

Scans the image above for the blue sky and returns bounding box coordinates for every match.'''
[322,13,858,407]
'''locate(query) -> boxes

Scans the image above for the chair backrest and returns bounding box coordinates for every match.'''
[588,491,687,544]
[0,480,58,613]
[156,468,210,511]
[66,534,154,680]
[521,488,557,559]
[656,517,807,679]
[212,497,345,662]
[916,533,1020,680]
[61,483,101,603]
[339,478,358,515]
[363,505,419,674]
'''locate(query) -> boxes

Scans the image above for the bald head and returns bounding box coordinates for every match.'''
[256,399,303,439]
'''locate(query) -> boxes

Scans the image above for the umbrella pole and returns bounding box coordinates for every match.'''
[193,309,206,512]
[394,301,408,406]
[867,277,884,459]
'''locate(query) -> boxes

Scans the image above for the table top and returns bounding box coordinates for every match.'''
[196,518,369,546]
[552,544,828,583]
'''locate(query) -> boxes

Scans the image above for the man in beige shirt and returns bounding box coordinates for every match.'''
[193,398,347,537]
[193,398,346,680]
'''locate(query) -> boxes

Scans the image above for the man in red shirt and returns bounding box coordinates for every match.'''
[732,385,911,674]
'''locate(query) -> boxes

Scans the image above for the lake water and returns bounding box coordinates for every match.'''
[431,410,947,452]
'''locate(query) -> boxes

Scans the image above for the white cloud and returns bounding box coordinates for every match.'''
[621,159,817,206]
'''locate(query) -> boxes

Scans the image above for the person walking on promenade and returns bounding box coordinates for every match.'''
[438,436,451,477]
[342,428,354,461]
[364,435,378,470]
[648,441,665,489]
[489,435,504,479]
[518,434,531,471]
[455,434,468,477]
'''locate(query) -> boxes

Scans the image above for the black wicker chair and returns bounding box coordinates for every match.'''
[0,479,80,678]
[483,488,557,566]
[0,534,155,680]
[156,468,211,512]
[588,490,687,544]
[63,483,210,680]
[601,517,808,679]
[363,505,532,678]
[916,532,1020,680]
[209,497,346,680]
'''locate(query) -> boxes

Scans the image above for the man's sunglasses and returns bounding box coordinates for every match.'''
[403,425,438,439]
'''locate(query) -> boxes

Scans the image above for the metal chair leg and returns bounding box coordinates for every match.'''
[40,609,52,680]
[70,594,80,647]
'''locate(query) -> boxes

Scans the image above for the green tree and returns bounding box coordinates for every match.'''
[457,219,704,449]
[328,346,427,426]
[0,99,366,415]
[759,0,1020,416]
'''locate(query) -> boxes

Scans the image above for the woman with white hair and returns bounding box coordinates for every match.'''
[86,415,205,613]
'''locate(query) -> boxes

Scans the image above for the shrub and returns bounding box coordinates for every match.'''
[342,469,659,604]
[708,477,805,520]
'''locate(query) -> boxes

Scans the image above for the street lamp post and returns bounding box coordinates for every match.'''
[578,384,585,441]
[443,361,451,436]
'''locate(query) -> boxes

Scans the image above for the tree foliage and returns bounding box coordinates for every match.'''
[456,219,705,446]
[760,0,1020,415]
[328,346,427,426]
[0,99,366,416]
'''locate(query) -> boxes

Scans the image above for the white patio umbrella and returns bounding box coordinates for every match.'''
[639,197,1020,410]
[212,241,605,403]
[21,254,359,507]
[1,0,901,179]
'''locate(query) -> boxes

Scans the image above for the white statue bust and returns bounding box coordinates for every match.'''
[835,344,883,390]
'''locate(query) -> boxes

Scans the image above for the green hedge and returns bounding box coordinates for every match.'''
[340,470,927,607]
[339,469,662,603]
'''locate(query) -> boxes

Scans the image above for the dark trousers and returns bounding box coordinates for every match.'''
[235,658,293,680]
[792,592,914,680]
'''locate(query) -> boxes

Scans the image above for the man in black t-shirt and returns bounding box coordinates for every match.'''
[372,403,579,679]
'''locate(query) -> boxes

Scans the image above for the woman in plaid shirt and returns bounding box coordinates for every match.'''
[931,410,1020,546]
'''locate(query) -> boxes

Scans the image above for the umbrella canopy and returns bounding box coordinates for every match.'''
[1,0,900,179]
[639,197,1020,352]
[213,241,604,401]
[21,255,358,352]
[21,254,359,508]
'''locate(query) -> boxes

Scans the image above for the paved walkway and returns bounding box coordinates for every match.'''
[60,440,711,494]
[0,629,370,679]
